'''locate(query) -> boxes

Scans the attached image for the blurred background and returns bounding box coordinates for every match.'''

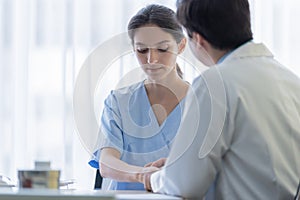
[0,0,299,189]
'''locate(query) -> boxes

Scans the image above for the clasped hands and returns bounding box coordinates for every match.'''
[137,158,167,192]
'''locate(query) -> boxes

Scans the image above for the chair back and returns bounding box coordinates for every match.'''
[94,169,103,189]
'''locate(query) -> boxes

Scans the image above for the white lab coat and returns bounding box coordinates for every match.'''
[151,42,300,200]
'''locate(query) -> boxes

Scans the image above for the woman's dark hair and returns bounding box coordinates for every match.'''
[128,4,185,78]
[176,0,253,50]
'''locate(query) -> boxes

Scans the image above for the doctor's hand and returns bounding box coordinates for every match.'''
[144,158,167,168]
[137,166,160,192]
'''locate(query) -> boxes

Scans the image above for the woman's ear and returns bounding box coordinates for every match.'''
[178,37,187,54]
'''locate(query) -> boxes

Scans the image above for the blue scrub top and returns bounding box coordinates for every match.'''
[89,81,184,190]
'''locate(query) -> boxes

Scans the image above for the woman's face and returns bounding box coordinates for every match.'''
[133,25,182,81]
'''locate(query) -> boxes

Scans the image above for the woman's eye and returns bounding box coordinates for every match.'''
[157,44,169,52]
[158,48,168,52]
[137,48,149,54]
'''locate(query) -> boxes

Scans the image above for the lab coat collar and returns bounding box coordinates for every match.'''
[223,41,274,63]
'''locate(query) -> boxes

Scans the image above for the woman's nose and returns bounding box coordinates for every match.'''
[147,49,159,64]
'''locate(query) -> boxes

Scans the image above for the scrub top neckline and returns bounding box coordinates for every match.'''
[141,82,185,128]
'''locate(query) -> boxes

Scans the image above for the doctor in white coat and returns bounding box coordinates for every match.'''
[142,0,300,199]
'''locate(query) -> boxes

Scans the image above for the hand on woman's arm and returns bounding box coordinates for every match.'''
[144,158,167,168]
[143,157,167,191]
[99,147,159,183]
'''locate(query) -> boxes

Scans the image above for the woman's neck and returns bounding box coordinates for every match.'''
[144,75,189,126]
[144,74,188,99]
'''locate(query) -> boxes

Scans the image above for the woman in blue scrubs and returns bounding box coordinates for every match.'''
[89,4,189,190]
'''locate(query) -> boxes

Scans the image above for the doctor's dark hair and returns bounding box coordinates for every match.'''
[128,4,185,79]
[176,0,253,50]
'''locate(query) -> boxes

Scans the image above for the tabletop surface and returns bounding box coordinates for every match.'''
[0,188,182,200]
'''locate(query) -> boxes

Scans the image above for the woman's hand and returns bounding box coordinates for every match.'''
[137,166,160,192]
[142,158,167,191]
[144,158,167,168]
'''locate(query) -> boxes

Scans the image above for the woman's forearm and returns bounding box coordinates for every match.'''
[100,156,145,183]
[99,147,159,184]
